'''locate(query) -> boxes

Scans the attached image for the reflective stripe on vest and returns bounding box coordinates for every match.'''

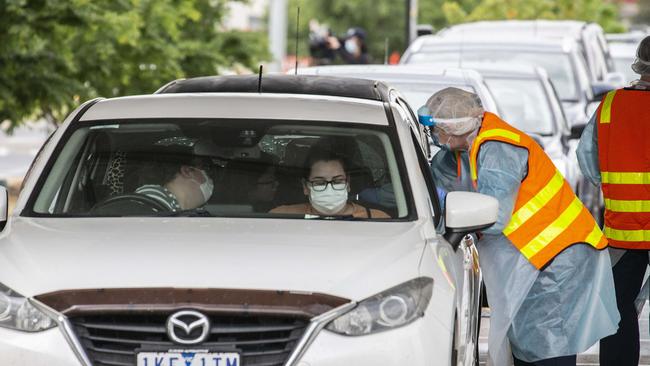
[604,227,650,242]
[599,90,617,124]
[601,171,650,184]
[469,128,521,181]
[520,197,600,259]
[604,198,650,213]
[503,170,564,236]
[470,113,607,268]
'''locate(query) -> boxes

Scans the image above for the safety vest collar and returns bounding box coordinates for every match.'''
[469,114,523,181]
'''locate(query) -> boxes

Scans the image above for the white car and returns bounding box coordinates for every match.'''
[0,75,497,366]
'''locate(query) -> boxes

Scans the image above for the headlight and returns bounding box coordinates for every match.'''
[326,277,433,336]
[0,283,56,332]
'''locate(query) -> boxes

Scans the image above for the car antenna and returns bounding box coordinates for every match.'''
[257,65,263,93]
[294,6,301,75]
[384,37,389,64]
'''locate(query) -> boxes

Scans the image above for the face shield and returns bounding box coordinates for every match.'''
[417,87,484,151]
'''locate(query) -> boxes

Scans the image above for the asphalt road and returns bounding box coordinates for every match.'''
[478,302,650,365]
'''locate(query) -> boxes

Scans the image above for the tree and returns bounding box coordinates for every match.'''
[434,0,626,33]
[0,0,270,129]
[419,0,480,31]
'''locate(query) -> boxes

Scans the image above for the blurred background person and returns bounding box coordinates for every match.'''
[309,21,370,65]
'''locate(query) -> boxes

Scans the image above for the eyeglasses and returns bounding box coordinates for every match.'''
[306,178,348,192]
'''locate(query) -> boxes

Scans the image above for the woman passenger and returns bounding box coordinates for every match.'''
[270,148,389,219]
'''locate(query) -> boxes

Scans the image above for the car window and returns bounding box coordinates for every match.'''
[27,119,413,220]
[406,50,578,101]
[410,131,441,228]
[484,77,555,135]
[396,96,431,159]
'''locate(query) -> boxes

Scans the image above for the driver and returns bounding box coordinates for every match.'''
[135,137,219,211]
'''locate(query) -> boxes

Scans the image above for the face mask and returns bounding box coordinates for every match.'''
[344,39,358,54]
[309,185,348,215]
[432,131,452,151]
[192,169,214,205]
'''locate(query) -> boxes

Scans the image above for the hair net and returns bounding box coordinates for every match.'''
[419,87,484,135]
[632,36,650,75]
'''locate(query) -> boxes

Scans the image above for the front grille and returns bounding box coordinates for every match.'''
[70,313,309,366]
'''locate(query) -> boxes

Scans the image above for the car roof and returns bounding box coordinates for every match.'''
[296,64,485,84]
[78,93,390,126]
[408,35,576,54]
[157,74,391,103]
[439,20,592,39]
[608,42,638,58]
[606,31,648,44]
[456,62,546,79]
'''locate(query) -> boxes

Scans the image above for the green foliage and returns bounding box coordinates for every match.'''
[423,0,627,33]
[0,0,270,128]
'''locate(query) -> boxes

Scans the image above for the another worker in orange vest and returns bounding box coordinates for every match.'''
[423,87,619,366]
[577,35,650,366]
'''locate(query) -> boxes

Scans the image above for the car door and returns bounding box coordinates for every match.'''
[401,101,481,366]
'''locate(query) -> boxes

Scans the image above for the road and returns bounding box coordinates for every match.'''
[478,302,650,365]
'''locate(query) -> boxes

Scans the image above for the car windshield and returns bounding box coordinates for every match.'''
[388,82,476,110]
[484,78,555,135]
[407,50,578,101]
[28,119,411,220]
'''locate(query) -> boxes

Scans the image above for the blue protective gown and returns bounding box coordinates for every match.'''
[432,142,619,365]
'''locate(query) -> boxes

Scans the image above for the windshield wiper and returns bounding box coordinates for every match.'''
[303,214,363,221]
[156,208,214,217]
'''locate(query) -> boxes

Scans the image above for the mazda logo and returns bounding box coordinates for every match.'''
[166,310,211,345]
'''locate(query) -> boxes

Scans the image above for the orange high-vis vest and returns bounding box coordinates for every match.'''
[469,113,607,269]
[597,88,650,249]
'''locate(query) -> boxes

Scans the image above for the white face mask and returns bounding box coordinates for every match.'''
[192,169,214,205]
[309,185,348,215]
[344,39,359,54]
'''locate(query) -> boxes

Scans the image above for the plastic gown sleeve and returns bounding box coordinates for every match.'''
[576,112,601,186]
[474,141,618,365]
[476,142,528,235]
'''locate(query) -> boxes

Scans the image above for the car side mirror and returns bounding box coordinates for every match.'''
[0,186,7,231]
[570,123,586,140]
[444,191,498,250]
[591,82,616,102]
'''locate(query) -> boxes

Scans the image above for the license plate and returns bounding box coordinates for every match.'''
[137,351,240,366]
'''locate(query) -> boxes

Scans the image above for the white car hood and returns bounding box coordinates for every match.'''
[0,217,427,301]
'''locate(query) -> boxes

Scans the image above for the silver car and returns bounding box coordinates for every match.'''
[437,20,624,86]
[401,35,613,127]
